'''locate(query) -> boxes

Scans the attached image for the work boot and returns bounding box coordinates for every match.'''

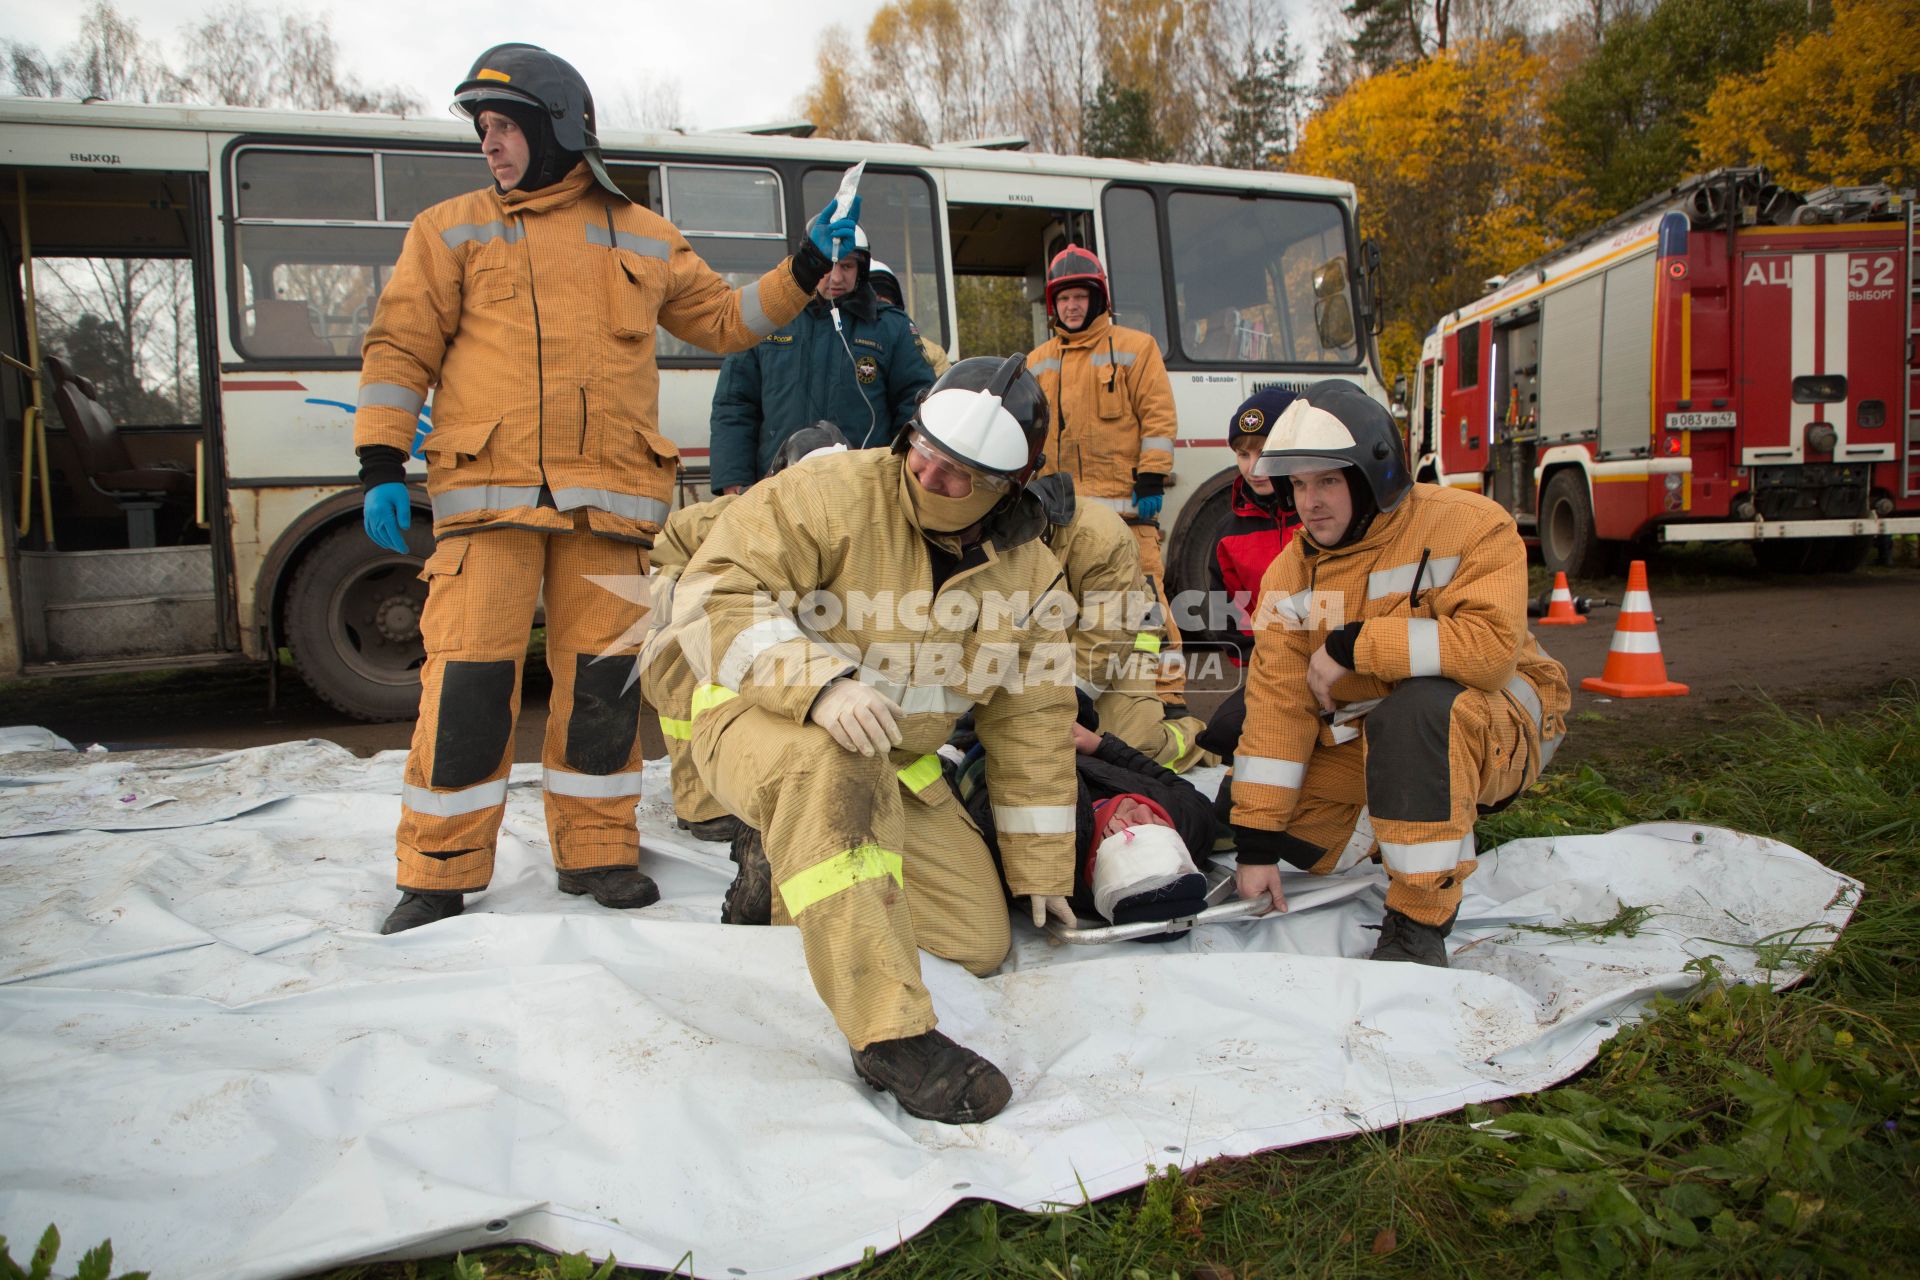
[1369,907,1451,967]
[557,866,660,909]
[721,826,771,925]
[678,813,746,843]
[380,890,464,935]
[850,1029,1013,1124]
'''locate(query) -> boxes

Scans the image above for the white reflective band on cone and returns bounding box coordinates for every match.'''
[543,769,645,799]
[403,778,509,818]
[993,805,1076,835]
[1609,632,1663,654]
[1235,755,1305,789]
[1621,591,1653,613]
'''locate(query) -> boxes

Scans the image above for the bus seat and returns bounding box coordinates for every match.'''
[46,356,192,548]
[248,298,333,358]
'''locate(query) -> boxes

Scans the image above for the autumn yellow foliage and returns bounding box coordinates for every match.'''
[1693,0,1920,189]
[1292,40,1586,392]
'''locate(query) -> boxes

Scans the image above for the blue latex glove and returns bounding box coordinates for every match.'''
[1133,493,1164,521]
[807,194,863,261]
[363,482,411,554]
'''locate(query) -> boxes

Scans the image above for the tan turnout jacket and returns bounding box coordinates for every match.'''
[355,165,811,543]
[1235,483,1570,836]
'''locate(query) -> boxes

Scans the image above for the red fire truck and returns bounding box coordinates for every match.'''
[1408,168,1920,576]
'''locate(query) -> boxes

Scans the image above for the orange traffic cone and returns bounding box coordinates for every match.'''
[1580,561,1687,698]
[1538,572,1587,626]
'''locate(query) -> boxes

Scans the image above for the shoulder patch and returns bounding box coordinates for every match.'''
[908,323,920,336]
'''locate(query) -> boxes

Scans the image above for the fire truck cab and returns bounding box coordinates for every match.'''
[1410,169,1920,576]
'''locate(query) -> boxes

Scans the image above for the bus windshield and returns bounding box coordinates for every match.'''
[1167,191,1358,366]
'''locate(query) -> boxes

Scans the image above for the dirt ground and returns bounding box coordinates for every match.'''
[3,550,1915,773]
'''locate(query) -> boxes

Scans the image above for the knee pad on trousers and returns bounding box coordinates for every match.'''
[431,659,516,788]
[565,653,641,774]
[1364,677,1465,824]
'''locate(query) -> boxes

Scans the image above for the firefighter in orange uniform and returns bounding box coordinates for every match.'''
[354,43,859,934]
[1025,245,1186,706]
[1231,380,1569,965]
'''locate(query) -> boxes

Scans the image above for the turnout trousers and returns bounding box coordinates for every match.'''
[692,696,1011,1050]
[394,516,649,892]
[1272,676,1545,926]
[1129,521,1187,704]
[642,646,729,827]
[1095,689,1212,773]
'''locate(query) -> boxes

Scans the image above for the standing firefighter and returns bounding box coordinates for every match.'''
[1025,245,1185,705]
[1231,381,1570,965]
[355,43,859,935]
[675,356,1077,1124]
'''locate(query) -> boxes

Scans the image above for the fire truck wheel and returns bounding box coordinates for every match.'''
[284,520,430,722]
[1817,537,1872,574]
[1540,470,1605,580]
[1752,541,1820,574]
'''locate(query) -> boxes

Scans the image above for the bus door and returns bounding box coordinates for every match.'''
[938,169,1096,357]
[1,164,230,673]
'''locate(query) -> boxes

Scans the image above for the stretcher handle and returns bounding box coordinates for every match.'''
[1045,893,1273,945]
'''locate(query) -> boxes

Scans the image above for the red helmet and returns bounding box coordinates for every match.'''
[1045,244,1109,323]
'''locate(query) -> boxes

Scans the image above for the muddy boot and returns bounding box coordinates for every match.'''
[380,890,464,935]
[851,1029,1013,1124]
[557,866,660,909]
[1369,907,1451,967]
[679,814,746,843]
[721,826,771,925]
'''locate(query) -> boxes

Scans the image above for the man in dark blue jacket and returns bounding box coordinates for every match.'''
[708,227,934,494]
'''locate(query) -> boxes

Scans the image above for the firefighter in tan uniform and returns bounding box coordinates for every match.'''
[673,357,1077,1124]
[354,43,860,935]
[1026,245,1186,706]
[640,424,849,846]
[1231,380,1570,966]
[1027,474,1211,772]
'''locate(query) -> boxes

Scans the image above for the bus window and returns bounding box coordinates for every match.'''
[33,255,201,426]
[656,164,785,360]
[803,168,944,349]
[237,150,376,221]
[1167,192,1358,366]
[383,152,488,222]
[1099,186,1168,355]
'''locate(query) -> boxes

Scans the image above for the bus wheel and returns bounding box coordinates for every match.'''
[285,522,429,721]
[1540,470,1605,580]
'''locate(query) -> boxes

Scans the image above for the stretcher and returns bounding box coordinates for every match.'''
[1047,864,1271,944]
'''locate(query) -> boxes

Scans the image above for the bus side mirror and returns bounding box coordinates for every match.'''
[1313,256,1355,349]
[1390,373,1409,421]
[1360,239,1385,337]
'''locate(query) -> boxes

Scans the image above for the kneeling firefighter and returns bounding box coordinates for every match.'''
[354,43,859,934]
[1231,381,1571,965]
[672,356,1078,1124]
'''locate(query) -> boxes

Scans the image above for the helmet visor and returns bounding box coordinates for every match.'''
[1252,452,1352,478]
[451,83,545,120]
[907,430,1013,494]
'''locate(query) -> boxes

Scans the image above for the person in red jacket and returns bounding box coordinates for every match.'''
[1208,388,1300,663]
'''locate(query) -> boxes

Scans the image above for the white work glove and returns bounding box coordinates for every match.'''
[809,678,904,757]
[1029,895,1076,928]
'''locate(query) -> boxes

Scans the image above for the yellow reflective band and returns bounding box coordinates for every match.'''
[477,68,511,82]
[896,753,943,794]
[1163,721,1186,769]
[658,714,693,741]
[691,684,738,716]
[1133,632,1162,654]
[779,843,904,917]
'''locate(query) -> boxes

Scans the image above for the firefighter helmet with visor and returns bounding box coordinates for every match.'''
[899,354,1048,492]
[1253,379,1412,514]
[451,43,626,201]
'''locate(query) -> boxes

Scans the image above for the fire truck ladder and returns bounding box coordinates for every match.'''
[1907,192,1920,498]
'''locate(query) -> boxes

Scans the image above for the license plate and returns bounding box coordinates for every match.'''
[1665,411,1737,430]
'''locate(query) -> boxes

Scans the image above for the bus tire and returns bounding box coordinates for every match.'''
[1166,482,1238,622]
[285,521,430,722]
[1539,470,1605,580]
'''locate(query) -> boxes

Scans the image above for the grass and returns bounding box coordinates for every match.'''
[17,687,1919,1280]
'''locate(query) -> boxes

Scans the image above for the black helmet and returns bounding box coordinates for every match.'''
[769,420,849,475]
[452,44,625,201]
[1254,378,1411,518]
[898,354,1047,488]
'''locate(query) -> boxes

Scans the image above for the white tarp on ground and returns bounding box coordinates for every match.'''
[0,737,1858,1280]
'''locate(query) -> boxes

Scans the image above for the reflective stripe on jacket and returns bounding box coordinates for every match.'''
[355,164,810,542]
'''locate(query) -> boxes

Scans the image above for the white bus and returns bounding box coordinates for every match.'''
[0,97,1386,719]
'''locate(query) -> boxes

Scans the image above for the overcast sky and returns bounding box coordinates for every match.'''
[0,0,904,131]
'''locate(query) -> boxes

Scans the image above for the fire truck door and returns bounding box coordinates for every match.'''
[1491,321,1541,517]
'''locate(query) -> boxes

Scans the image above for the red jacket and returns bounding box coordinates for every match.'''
[1208,476,1297,661]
